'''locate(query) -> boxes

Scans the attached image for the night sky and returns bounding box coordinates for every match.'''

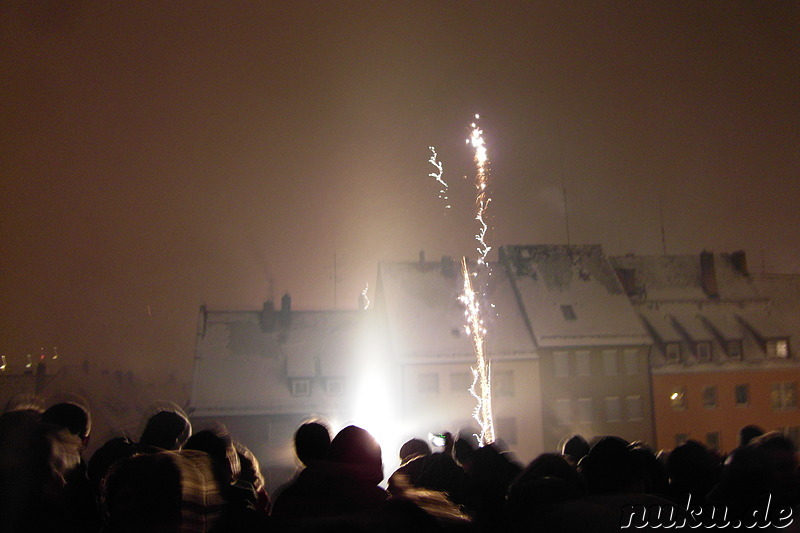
[2,2,798,380]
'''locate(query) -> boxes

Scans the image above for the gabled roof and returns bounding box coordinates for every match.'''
[376,257,536,359]
[190,308,363,416]
[501,245,649,348]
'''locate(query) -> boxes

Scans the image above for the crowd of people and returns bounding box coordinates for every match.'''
[1,394,798,532]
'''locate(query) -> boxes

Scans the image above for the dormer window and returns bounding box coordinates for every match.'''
[767,339,790,359]
[727,341,742,360]
[326,378,344,396]
[561,305,576,321]
[666,343,681,364]
[290,379,311,397]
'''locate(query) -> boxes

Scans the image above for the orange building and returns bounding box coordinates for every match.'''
[610,251,800,453]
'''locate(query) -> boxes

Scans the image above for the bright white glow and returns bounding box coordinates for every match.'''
[670,392,679,400]
[361,284,370,310]
[0,355,6,372]
[25,354,32,369]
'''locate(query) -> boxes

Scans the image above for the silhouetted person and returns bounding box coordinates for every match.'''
[738,424,765,447]
[139,404,191,451]
[399,438,431,463]
[665,439,719,506]
[560,433,590,467]
[294,419,331,468]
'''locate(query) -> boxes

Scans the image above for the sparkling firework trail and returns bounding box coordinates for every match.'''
[460,257,495,446]
[361,283,371,310]
[462,114,495,446]
[428,146,450,209]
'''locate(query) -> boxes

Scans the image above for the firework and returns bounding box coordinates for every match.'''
[361,283,371,310]
[428,146,450,209]
[462,115,496,446]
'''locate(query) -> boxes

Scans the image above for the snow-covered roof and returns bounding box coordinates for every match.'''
[190,308,363,416]
[376,257,536,359]
[608,252,761,301]
[501,245,649,348]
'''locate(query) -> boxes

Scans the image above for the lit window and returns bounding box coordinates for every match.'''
[697,343,712,362]
[576,351,591,376]
[771,382,797,410]
[605,396,622,422]
[626,396,644,421]
[702,385,717,409]
[554,399,571,425]
[706,432,721,451]
[554,351,569,378]
[727,341,742,359]
[666,344,681,364]
[767,339,790,358]
[492,370,515,397]
[623,349,638,375]
[734,384,749,406]
[418,373,439,394]
[602,350,618,376]
[561,305,577,321]
[577,398,594,422]
[290,379,311,397]
[670,386,686,410]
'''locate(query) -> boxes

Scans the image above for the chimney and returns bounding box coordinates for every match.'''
[261,300,276,332]
[700,251,718,298]
[730,250,749,276]
[280,293,292,327]
[418,250,426,270]
[615,268,638,297]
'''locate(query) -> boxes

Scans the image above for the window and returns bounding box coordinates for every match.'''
[675,433,689,447]
[727,341,742,359]
[554,399,571,425]
[786,426,800,448]
[623,349,638,375]
[697,342,712,362]
[702,385,717,408]
[706,432,721,451]
[605,397,622,422]
[666,343,681,364]
[326,378,344,396]
[767,339,790,358]
[561,305,577,321]
[418,373,439,394]
[626,396,644,421]
[734,384,749,406]
[602,350,618,376]
[290,379,311,397]
[493,370,515,397]
[771,382,797,410]
[576,351,591,376]
[554,351,569,378]
[670,386,686,410]
[495,417,518,445]
[577,398,594,423]
[450,372,472,393]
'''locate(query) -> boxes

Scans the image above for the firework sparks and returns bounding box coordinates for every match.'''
[428,146,450,209]
[460,257,495,446]
[462,114,495,446]
[361,283,371,310]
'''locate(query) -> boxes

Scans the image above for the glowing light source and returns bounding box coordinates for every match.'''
[0,355,6,372]
[670,392,679,400]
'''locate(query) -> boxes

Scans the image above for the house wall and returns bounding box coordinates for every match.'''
[538,345,655,452]
[399,357,543,465]
[652,366,800,453]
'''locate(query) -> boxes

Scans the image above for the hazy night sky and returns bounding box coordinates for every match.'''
[2,1,798,380]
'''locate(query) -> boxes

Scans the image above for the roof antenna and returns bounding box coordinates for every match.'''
[659,200,667,255]
[562,174,571,246]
